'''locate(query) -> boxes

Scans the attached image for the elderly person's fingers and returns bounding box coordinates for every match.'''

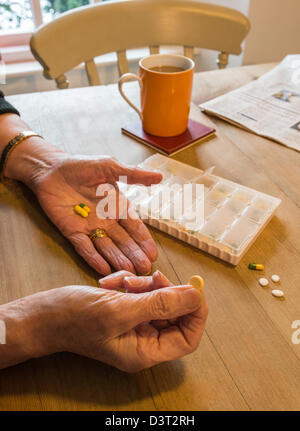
[92,229,136,274]
[153,270,174,288]
[110,287,207,371]
[68,232,111,275]
[99,270,173,293]
[134,291,208,369]
[136,296,207,368]
[108,285,202,335]
[31,281,207,373]
[123,270,173,293]
[98,270,135,290]
[119,207,158,262]
[108,159,163,186]
[72,156,162,186]
[104,222,152,275]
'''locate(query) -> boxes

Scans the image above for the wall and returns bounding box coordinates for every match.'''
[194,0,250,69]
[243,0,300,64]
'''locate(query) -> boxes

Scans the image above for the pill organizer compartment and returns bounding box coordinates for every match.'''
[243,206,268,224]
[160,202,177,221]
[194,175,218,194]
[123,184,145,202]
[139,184,186,220]
[243,197,277,224]
[180,214,202,233]
[160,192,185,221]
[134,154,281,265]
[204,202,218,220]
[139,154,167,170]
[212,181,236,197]
[162,158,201,181]
[146,157,199,185]
[138,155,172,183]
[118,183,150,211]
[221,218,260,253]
[206,181,235,207]
[199,206,236,240]
[231,188,255,205]
[135,184,166,217]
[163,175,188,187]
[214,205,240,226]
[187,182,205,200]
[224,195,249,215]
[179,200,205,232]
[252,196,277,211]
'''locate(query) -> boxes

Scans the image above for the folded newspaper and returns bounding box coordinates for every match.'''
[200,55,300,152]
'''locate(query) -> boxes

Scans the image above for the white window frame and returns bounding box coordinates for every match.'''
[0,0,43,46]
[0,0,101,62]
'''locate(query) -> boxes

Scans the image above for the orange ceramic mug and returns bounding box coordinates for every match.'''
[118,54,194,137]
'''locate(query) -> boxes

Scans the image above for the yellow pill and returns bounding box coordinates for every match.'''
[74,205,88,218]
[189,275,204,291]
[79,203,90,213]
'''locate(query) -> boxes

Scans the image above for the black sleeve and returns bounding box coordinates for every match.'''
[0,90,20,117]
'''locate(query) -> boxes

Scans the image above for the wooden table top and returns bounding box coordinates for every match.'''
[1,63,300,411]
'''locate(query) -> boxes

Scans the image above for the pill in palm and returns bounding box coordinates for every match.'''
[271,274,280,283]
[189,275,204,291]
[272,289,284,298]
[74,205,89,218]
[79,203,91,213]
[259,277,269,287]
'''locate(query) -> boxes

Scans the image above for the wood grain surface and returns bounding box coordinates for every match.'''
[1,63,300,411]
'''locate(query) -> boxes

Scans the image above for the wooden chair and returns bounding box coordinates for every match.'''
[30,0,250,89]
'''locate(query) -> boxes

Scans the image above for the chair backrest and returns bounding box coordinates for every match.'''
[30,0,250,89]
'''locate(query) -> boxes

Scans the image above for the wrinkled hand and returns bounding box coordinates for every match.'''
[48,270,208,372]
[33,155,162,275]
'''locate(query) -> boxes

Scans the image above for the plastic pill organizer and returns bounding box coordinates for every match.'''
[119,154,281,265]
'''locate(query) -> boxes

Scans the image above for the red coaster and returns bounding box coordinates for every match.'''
[121,119,215,156]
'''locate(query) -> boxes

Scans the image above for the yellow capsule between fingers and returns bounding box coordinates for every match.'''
[189,275,204,291]
[74,205,89,218]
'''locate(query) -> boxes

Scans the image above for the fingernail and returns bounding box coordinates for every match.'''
[182,288,201,309]
[98,279,106,287]
[124,277,144,288]
[153,270,171,287]
[136,268,152,276]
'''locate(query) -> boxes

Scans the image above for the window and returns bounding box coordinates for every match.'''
[0,0,34,33]
[0,0,98,32]
[0,0,109,57]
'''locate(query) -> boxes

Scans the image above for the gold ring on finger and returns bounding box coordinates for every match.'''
[88,228,108,242]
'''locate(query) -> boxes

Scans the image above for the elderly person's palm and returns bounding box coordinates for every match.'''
[33,155,162,275]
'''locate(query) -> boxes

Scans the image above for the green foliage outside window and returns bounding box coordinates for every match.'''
[44,0,90,16]
[0,1,32,29]
[0,0,109,30]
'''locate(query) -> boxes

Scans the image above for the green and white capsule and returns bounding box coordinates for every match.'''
[248,263,264,270]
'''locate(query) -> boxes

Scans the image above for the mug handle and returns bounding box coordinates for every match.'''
[118,73,143,121]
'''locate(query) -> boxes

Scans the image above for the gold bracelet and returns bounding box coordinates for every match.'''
[0,131,43,182]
